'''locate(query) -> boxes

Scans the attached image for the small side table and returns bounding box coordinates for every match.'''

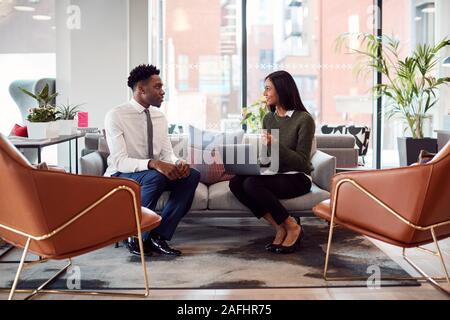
[9,133,85,174]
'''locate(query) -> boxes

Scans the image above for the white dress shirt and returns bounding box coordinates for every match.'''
[104,98,178,176]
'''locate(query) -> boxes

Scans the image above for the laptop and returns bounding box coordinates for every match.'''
[218,144,276,176]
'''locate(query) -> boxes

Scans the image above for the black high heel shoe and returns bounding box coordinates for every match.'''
[275,227,305,254]
[265,243,281,252]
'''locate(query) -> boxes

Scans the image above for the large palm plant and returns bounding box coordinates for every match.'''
[337,34,450,139]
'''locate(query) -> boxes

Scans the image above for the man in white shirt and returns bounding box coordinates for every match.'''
[104,64,200,257]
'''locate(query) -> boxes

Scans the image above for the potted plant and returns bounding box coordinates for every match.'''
[337,34,450,165]
[241,97,269,134]
[26,105,59,139]
[56,102,83,135]
[20,83,59,139]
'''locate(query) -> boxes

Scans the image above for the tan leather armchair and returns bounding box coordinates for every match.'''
[0,134,161,300]
[313,141,450,295]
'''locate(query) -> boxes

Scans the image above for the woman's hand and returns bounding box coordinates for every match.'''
[262,132,276,146]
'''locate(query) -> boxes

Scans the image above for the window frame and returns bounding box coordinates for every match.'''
[151,0,386,168]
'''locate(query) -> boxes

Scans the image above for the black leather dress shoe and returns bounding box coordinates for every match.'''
[126,237,153,257]
[275,228,305,254]
[147,236,182,256]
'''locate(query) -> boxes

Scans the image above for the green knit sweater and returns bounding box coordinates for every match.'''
[263,111,315,174]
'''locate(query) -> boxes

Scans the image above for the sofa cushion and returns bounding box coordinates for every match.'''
[188,125,244,150]
[80,151,108,176]
[208,181,248,211]
[155,182,208,211]
[98,136,110,154]
[170,134,189,160]
[188,126,243,185]
[311,150,336,192]
[84,133,101,151]
[318,148,358,168]
[208,181,330,212]
[316,134,355,148]
[189,146,234,185]
[280,184,330,211]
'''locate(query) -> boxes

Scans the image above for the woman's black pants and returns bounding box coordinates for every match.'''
[229,173,312,225]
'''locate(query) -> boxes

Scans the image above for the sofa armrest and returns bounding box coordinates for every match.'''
[311,150,336,192]
[80,151,108,176]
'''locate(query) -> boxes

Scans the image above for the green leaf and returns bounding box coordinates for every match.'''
[19,87,38,100]
[335,32,450,136]
[41,83,49,98]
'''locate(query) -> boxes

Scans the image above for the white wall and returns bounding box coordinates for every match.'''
[129,0,150,71]
[56,0,129,130]
[55,0,149,170]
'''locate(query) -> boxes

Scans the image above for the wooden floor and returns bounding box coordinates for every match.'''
[1,235,449,300]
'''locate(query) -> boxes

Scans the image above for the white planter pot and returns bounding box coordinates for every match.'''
[27,121,59,139]
[57,119,77,135]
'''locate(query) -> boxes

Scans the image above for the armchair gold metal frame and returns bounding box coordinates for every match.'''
[0,185,150,300]
[0,244,46,266]
[323,178,450,295]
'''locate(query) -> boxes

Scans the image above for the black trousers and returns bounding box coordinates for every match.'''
[229,174,312,225]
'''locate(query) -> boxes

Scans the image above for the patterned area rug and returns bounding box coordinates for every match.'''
[0,217,419,290]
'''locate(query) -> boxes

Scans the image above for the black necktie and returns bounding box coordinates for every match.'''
[144,109,154,158]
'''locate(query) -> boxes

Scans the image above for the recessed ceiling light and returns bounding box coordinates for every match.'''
[421,7,435,13]
[32,15,52,21]
[415,16,422,21]
[14,6,36,12]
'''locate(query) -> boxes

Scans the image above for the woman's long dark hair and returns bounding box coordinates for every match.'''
[265,70,309,114]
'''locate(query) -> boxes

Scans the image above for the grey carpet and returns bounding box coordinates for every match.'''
[0,217,419,290]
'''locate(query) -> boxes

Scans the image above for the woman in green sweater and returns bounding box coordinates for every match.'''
[229,70,315,254]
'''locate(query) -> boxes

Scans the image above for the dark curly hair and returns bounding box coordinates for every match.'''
[128,64,160,91]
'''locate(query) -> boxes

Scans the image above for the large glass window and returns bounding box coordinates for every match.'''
[381,0,437,168]
[247,0,375,166]
[3,0,447,169]
[156,0,243,131]
[415,1,435,46]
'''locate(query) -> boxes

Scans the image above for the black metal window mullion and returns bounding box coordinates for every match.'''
[241,0,248,132]
[376,0,383,169]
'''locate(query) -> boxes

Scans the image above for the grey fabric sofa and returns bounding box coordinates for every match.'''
[315,134,358,168]
[80,134,336,217]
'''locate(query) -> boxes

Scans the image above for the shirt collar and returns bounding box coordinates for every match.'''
[276,109,295,118]
[286,110,295,118]
[130,98,150,114]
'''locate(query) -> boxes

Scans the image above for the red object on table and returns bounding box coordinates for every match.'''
[11,124,28,137]
[78,112,89,128]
